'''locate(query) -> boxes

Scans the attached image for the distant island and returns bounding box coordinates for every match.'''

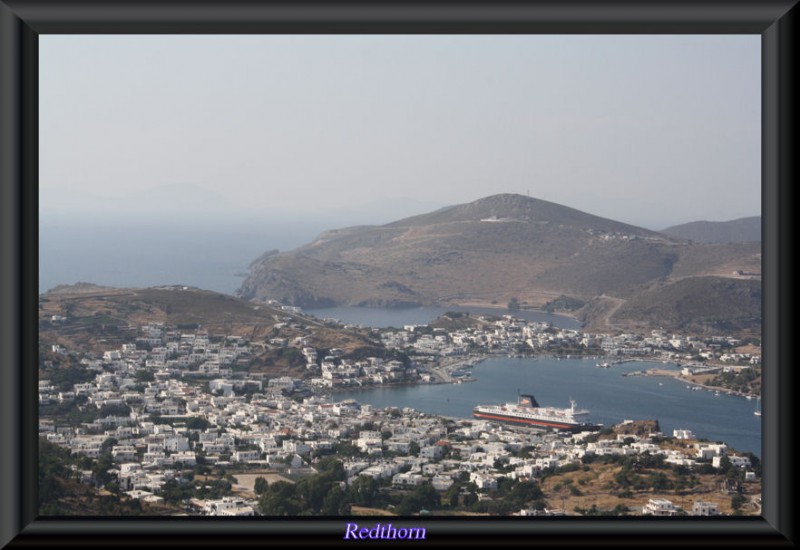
[661,217,761,244]
[237,194,761,338]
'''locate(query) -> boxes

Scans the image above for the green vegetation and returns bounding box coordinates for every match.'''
[39,397,100,425]
[39,438,75,514]
[543,295,586,313]
[41,362,96,391]
[38,438,148,516]
[258,458,350,515]
[707,367,761,395]
[395,482,440,515]
[574,503,630,516]
[253,457,550,517]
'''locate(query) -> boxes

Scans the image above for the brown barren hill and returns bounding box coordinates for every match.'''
[238,194,760,335]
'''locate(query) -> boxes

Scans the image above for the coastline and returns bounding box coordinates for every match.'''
[327,355,486,394]
[641,368,758,398]
[324,355,758,405]
[445,300,581,323]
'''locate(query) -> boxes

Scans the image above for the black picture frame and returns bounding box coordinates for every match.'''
[1,1,796,547]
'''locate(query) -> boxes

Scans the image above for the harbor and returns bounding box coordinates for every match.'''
[336,357,761,456]
[638,367,760,399]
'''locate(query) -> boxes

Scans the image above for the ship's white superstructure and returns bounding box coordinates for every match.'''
[473,394,601,432]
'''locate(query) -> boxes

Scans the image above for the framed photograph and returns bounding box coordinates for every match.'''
[1,1,796,546]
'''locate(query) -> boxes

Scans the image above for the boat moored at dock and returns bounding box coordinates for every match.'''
[473,393,602,432]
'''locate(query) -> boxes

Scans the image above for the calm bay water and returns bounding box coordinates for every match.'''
[39,223,760,455]
[336,357,761,457]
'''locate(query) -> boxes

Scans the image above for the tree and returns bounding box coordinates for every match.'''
[445,483,462,508]
[463,491,478,508]
[348,476,379,507]
[395,494,421,516]
[413,482,440,511]
[100,437,118,454]
[254,477,269,495]
[258,481,301,516]
[334,441,362,458]
[316,457,345,481]
[649,472,672,491]
[161,479,193,504]
[296,476,331,513]
[92,452,115,486]
[321,484,349,515]
[507,480,544,507]
[38,438,71,511]
[185,417,211,431]
[135,369,155,383]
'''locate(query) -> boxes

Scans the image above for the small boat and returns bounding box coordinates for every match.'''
[714,391,721,396]
[658,382,664,386]
[754,410,762,416]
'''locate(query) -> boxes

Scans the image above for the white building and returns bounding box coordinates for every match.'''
[691,501,721,516]
[470,472,498,491]
[356,431,383,453]
[713,455,751,469]
[203,497,255,516]
[642,499,679,516]
[392,472,426,487]
[232,450,262,463]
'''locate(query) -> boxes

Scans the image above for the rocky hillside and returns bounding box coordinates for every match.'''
[660,216,761,244]
[604,277,762,337]
[39,285,387,376]
[237,194,761,334]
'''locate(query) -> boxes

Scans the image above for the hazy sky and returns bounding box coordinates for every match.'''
[40,35,760,229]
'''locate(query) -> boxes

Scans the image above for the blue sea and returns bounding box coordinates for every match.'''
[336,357,762,457]
[39,220,761,456]
[38,219,328,294]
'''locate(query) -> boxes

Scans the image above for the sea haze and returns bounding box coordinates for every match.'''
[38,219,330,294]
[38,188,448,294]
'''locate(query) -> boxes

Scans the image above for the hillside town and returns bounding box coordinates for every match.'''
[38,303,761,516]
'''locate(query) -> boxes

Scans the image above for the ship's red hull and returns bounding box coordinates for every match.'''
[472,410,600,433]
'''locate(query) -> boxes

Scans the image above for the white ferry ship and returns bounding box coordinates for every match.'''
[473,393,602,432]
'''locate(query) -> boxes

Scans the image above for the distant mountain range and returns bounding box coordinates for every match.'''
[660,216,761,244]
[237,194,761,335]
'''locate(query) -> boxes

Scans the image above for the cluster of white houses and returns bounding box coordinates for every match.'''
[40,384,755,516]
[39,316,758,515]
[369,316,760,373]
